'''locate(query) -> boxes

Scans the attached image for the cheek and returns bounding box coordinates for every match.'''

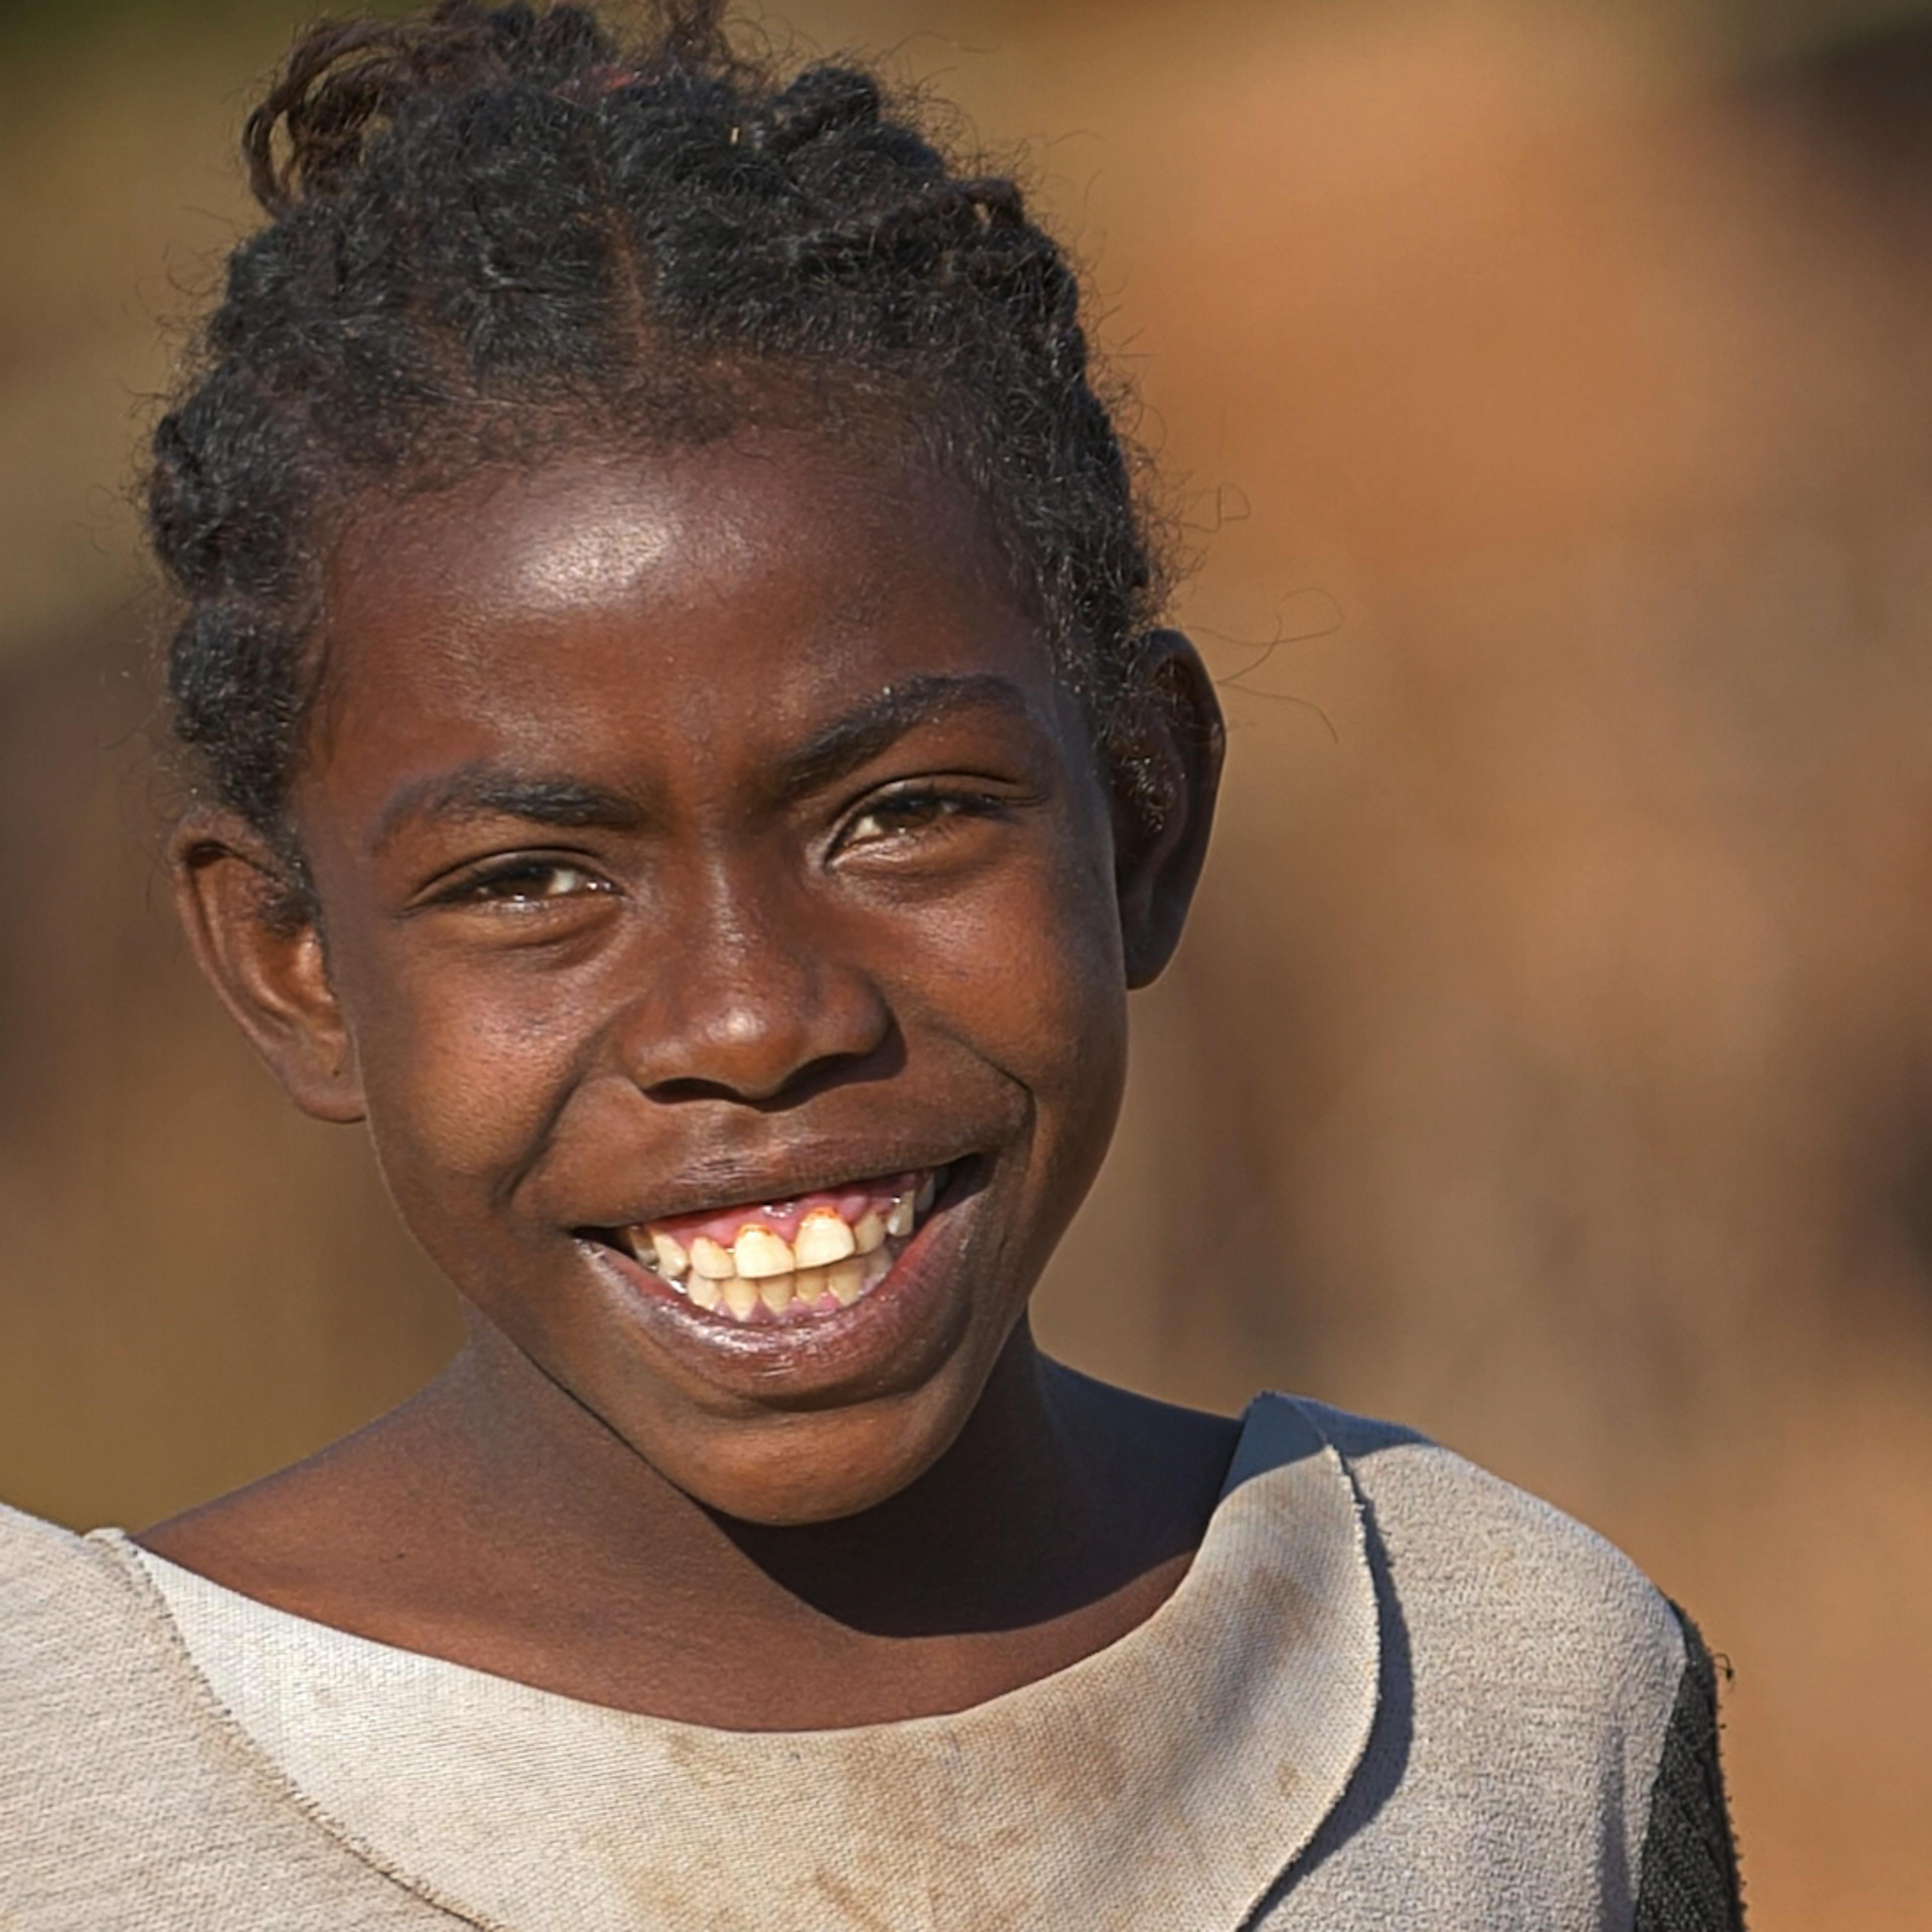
[984,910,1125,1086]
[334,928,590,1195]
[948,883,1131,1277]
[1016,802,1135,1175]
[907,815,1130,1135]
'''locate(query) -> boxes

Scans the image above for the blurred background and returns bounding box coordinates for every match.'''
[4,0,1929,1919]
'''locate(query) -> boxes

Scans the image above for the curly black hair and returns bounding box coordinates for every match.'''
[146,0,1168,858]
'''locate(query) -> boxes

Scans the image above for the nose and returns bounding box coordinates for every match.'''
[613,870,894,1106]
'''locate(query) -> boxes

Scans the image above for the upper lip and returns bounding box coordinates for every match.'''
[579,1150,968,1234]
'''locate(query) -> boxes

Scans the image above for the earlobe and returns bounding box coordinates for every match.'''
[170,810,366,1123]
[1109,630,1225,989]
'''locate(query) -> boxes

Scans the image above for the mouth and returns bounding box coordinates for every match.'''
[586,1162,960,1328]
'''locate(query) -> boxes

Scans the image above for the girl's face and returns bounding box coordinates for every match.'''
[185,432,1217,1524]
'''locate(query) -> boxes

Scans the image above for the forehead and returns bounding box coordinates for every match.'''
[316,434,1049,746]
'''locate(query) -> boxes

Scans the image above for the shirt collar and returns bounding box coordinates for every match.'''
[126,1393,1380,1932]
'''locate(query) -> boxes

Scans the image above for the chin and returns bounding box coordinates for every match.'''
[645,1374,985,1529]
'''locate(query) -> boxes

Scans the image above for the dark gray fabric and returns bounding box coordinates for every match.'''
[1633,1607,1746,1932]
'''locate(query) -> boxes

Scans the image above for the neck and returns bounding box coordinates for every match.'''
[139,1304,1238,1725]
[424,1316,1161,1639]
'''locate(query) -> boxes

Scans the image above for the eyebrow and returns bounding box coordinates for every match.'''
[369,768,647,855]
[368,672,1038,854]
[767,673,1038,801]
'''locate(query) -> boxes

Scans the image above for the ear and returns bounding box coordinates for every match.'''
[170,809,366,1123]
[1108,630,1225,988]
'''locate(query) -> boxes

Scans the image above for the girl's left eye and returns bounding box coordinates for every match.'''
[837,788,999,850]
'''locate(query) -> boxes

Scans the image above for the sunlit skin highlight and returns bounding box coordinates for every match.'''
[145,431,1236,1730]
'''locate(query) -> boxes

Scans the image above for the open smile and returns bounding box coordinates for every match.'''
[586,1162,963,1328]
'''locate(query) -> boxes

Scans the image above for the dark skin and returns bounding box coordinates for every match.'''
[143,431,1235,1729]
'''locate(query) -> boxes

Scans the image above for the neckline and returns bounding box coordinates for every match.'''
[103,1393,1383,1932]
[119,1390,1315,1741]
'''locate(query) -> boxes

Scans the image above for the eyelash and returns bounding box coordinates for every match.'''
[835,785,1007,851]
[422,784,1007,910]
[438,856,615,909]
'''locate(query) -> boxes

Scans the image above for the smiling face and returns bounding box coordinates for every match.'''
[176,430,1219,1525]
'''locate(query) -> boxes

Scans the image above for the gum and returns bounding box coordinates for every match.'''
[644,1171,922,1249]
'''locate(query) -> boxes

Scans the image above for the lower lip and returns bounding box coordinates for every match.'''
[578,1165,977,1381]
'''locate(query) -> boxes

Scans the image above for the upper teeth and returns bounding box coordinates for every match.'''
[731,1227,795,1279]
[687,1236,734,1281]
[626,1175,942,1320]
[793,1210,855,1269]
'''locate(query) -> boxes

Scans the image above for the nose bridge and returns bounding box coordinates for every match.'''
[617,841,887,1101]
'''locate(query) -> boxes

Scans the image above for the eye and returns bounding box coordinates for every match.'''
[442,857,616,908]
[836,786,1000,851]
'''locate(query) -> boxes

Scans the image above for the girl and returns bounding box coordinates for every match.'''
[0,4,1742,1926]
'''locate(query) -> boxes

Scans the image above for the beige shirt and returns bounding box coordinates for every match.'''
[0,1397,1687,1929]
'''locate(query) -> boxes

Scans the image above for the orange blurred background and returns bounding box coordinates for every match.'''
[4,1,1930,1922]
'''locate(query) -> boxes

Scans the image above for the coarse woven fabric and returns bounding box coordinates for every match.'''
[0,1397,1713,1930]
[1243,1401,1696,1927]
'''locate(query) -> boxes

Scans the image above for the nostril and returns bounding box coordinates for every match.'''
[621,954,899,1106]
[642,1026,905,1109]
[641,1074,762,1105]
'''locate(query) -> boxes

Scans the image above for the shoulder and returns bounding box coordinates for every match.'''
[1281,1393,1686,1694]
[0,1501,455,1926]
[0,1502,205,1829]
[0,1494,97,1572]
[1236,1398,1712,1924]
[0,1500,179,1780]
[0,1502,157,1883]
[0,1499,137,1667]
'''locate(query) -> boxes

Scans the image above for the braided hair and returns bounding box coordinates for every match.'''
[147,0,1168,855]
